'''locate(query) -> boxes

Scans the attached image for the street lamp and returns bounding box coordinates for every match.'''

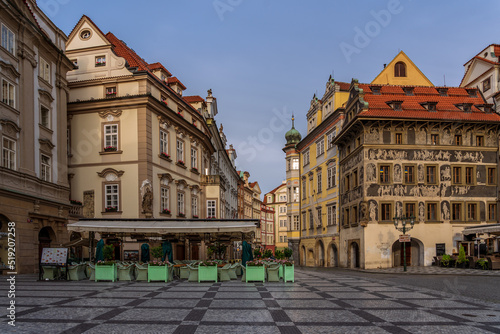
[393,215,415,272]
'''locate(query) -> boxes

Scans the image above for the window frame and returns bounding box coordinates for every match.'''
[464,165,475,185]
[452,166,462,185]
[292,158,299,170]
[95,55,106,67]
[39,57,51,83]
[488,202,497,221]
[40,153,51,182]
[176,139,184,163]
[425,165,438,185]
[207,199,217,218]
[40,104,51,129]
[378,164,391,184]
[2,78,15,108]
[191,147,198,170]
[466,202,478,221]
[394,61,406,77]
[160,129,169,157]
[103,182,120,212]
[426,202,439,222]
[395,132,403,144]
[192,196,198,217]
[2,136,16,170]
[487,167,496,185]
[316,138,325,157]
[380,202,393,222]
[160,186,170,213]
[451,202,463,222]
[403,164,416,185]
[103,123,119,151]
[177,192,185,216]
[404,202,417,218]
[1,24,15,54]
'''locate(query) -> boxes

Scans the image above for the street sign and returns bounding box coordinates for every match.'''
[399,235,411,243]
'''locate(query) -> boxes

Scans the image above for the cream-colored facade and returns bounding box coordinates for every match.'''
[0,0,74,273]
[263,181,288,250]
[65,16,216,260]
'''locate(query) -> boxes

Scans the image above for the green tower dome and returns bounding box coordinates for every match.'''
[285,115,301,145]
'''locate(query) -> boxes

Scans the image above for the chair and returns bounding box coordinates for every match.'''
[68,264,86,281]
[241,265,246,282]
[135,263,148,281]
[41,266,59,280]
[187,264,199,282]
[87,263,95,281]
[218,264,231,281]
[118,264,135,281]
[179,266,190,279]
[228,263,238,280]
[167,263,175,282]
[267,264,280,282]
[235,263,242,276]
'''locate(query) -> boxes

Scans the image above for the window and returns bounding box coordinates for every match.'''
[301,212,306,230]
[293,215,299,230]
[345,174,350,192]
[405,203,415,218]
[428,103,437,112]
[438,88,448,97]
[303,150,310,166]
[327,166,336,188]
[40,154,51,181]
[191,147,197,170]
[381,203,392,221]
[431,134,439,145]
[104,124,118,150]
[404,165,414,184]
[488,168,496,185]
[207,200,216,218]
[302,180,306,199]
[327,205,336,226]
[40,105,50,128]
[344,208,350,225]
[292,158,299,170]
[309,210,314,229]
[39,58,50,83]
[404,88,414,96]
[279,206,287,214]
[2,79,15,107]
[105,87,116,97]
[317,208,322,226]
[426,166,437,184]
[454,135,462,146]
[453,167,462,184]
[394,62,406,77]
[293,187,299,202]
[105,184,119,211]
[352,206,358,223]
[467,203,477,221]
[316,139,325,156]
[476,136,484,147]
[192,196,198,217]
[353,170,358,187]
[465,167,474,185]
[452,203,462,221]
[483,77,491,92]
[327,130,336,149]
[317,171,322,193]
[2,137,15,169]
[71,59,78,69]
[395,133,403,144]
[427,203,438,221]
[488,203,497,221]
[177,192,185,215]
[95,56,106,67]
[379,165,390,184]
[160,130,168,156]
[393,102,402,111]
[176,139,184,162]
[1,24,15,54]
[161,187,169,213]
[287,159,290,171]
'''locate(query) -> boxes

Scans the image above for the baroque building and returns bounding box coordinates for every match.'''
[334,80,500,269]
[263,181,288,250]
[0,0,73,273]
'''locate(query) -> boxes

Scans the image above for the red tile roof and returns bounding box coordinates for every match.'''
[336,81,351,91]
[106,32,150,71]
[183,95,205,104]
[147,62,172,77]
[167,77,186,90]
[356,84,500,122]
[23,0,41,30]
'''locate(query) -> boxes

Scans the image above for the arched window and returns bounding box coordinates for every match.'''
[394,62,406,77]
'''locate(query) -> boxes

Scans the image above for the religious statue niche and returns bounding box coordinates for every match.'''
[418,202,425,222]
[368,200,378,222]
[416,128,427,145]
[366,163,376,183]
[83,190,94,218]
[359,201,368,223]
[140,180,153,216]
[393,164,402,183]
[442,129,453,145]
[359,166,364,184]
[395,201,403,218]
[441,201,450,221]
[417,164,425,183]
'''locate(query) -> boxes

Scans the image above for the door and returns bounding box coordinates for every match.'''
[191,244,199,260]
[400,242,411,266]
[176,244,185,261]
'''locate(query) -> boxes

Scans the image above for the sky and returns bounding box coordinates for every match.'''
[41,0,500,195]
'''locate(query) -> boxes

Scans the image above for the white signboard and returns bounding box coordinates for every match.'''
[40,248,68,265]
[399,235,411,243]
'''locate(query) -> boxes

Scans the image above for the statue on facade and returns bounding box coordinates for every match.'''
[360,201,368,222]
[142,188,153,214]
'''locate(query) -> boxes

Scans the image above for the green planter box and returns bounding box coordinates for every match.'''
[148,265,168,282]
[279,265,283,279]
[198,265,217,282]
[95,264,116,282]
[246,265,265,282]
[283,265,294,282]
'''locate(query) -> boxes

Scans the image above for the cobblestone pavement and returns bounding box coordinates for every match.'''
[0,268,499,333]
[357,266,500,276]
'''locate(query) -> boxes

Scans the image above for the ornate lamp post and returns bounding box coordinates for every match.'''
[393,216,415,272]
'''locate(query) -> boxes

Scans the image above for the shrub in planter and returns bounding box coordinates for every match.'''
[476,258,489,270]
[103,244,114,261]
[456,246,469,268]
[263,249,273,258]
[284,247,293,259]
[253,249,262,259]
[151,246,163,261]
[441,254,452,267]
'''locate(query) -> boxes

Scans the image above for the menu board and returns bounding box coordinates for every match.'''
[40,248,68,265]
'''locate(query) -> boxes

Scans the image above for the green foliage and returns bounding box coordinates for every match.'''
[253,249,262,258]
[208,242,227,259]
[456,246,469,265]
[103,244,114,261]
[275,249,284,260]
[263,249,273,258]
[441,254,451,267]
[476,258,488,270]
[283,248,293,259]
[151,246,163,260]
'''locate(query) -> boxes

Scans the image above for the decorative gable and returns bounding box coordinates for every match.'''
[66,15,112,51]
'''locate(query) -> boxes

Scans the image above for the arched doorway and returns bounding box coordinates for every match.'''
[329,244,338,267]
[38,226,56,260]
[391,238,424,267]
[316,240,325,267]
[301,246,306,266]
[349,242,360,268]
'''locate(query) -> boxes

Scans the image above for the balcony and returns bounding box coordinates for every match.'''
[201,175,221,185]
[69,204,83,218]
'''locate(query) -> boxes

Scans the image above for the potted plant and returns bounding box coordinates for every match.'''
[263,249,273,258]
[70,199,82,205]
[284,248,293,259]
[245,259,265,282]
[253,249,262,259]
[476,258,489,270]
[456,246,469,269]
[198,260,218,282]
[148,246,169,282]
[281,260,294,282]
[178,212,185,218]
[161,208,171,215]
[105,206,118,212]
[160,152,170,159]
[440,254,452,267]
[104,146,117,152]
[95,245,116,282]
[177,160,185,166]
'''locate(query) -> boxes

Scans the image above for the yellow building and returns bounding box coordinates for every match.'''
[371,51,433,86]
[263,181,288,250]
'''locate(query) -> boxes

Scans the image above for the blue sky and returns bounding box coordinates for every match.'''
[42,0,500,195]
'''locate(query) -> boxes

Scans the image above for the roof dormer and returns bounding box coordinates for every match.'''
[403,87,414,96]
[455,103,473,112]
[386,100,403,111]
[475,104,494,113]
[419,102,438,112]
[438,88,448,97]
[466,88,478,98]
[167,77,186,96]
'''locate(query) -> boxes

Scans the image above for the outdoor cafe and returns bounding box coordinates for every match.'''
[40,218,294,283]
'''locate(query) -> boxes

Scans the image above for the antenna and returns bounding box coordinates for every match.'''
[443,75,446,87]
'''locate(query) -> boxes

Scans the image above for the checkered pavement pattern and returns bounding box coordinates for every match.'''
[0,269,499,333]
